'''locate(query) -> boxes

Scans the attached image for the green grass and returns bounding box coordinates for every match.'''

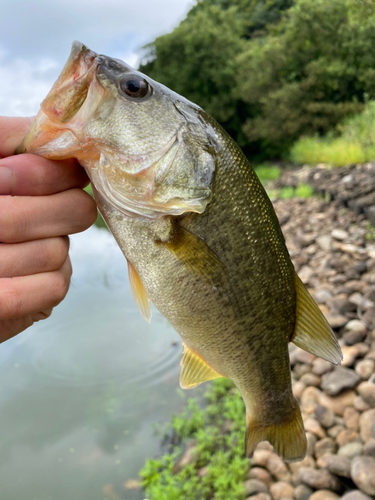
[290,100,375,167]
[140,379,249,500]
[254,163,281,185]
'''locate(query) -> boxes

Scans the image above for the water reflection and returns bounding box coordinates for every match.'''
[0,226,184,500]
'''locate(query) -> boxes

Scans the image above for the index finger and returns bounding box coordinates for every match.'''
[0,116,34,158]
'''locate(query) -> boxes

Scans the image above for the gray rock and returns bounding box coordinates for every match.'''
[316,235,332,251]
[243,478,268,497]
[321,367,360,395]
[294,484,313,500]
[359,409,375,442]
[338,442,363,460]
[314,405,335,428]
[340,491,373,500]
[298,467,340,491]
[345,319,367,335]
[326,454,351,478]
[351,456,375,495]
[363,438,375,457]
[314,437,337,458]
[332,228,348,240]
[312,358,333,376]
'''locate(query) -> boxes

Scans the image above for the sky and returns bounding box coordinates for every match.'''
[0,0,194,116]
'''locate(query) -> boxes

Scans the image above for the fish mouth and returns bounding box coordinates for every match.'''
[16,42,101,156]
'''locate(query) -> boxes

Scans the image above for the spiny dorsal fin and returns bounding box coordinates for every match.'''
[180,343,222,389]
[160,221,223,281]
[245,400,307,463]
[127,260,151,323]
[292,273,342,365]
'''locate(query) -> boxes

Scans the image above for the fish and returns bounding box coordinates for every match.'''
[17,41,343,462]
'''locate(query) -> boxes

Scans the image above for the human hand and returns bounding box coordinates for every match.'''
[0,116,97,342]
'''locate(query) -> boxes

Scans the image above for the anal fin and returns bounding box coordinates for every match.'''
[127,260,151,323]
[245,401,307,463]
[180,343,222,389]
[292,273,342,365]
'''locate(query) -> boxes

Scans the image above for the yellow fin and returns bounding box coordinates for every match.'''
[180,343,222,389]
[292,273,342,365]
[245,402,307,463]
[160,221,222,280]
[127,260,151,323]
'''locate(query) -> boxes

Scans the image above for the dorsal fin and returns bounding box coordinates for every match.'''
[127,260,152,323]
[180,343,222,389]
[291,273,342,365]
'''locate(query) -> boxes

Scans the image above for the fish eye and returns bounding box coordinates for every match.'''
[119,75,149,99]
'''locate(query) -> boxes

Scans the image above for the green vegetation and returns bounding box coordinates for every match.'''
[140,0,375,160]
[84,184,106,228]
[291,101,375,166]
[140,379,249,500]
[254,163,281,184]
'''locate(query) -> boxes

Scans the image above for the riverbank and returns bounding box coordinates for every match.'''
[139,188,375,500]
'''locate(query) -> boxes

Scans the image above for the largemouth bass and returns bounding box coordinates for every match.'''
[18,42,342,462]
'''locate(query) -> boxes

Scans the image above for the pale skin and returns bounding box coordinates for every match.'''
[0,116,97,342]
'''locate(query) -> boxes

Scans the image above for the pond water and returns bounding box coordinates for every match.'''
[0,226,185,500]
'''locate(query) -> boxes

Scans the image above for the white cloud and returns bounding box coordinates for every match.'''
[0,0,194,116]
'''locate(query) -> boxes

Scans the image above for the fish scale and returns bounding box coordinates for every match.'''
[17,41,343,462]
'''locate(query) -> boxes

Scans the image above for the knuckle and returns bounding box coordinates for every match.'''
[0,280,23,319]
[0,197,24,242]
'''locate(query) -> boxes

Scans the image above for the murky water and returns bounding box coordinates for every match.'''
[0,226,185,500]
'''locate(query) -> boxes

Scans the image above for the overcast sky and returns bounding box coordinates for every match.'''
[0,0,194,116]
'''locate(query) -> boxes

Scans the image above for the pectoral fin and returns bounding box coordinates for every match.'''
[127,260,151,323]
[180,343,222,389]
[160,221,223,281]
[291,273,342,365]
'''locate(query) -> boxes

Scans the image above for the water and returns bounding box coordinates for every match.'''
[0,226,185,500]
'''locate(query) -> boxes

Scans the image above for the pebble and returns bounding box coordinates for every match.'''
[340,492,374,500]
[341,346,360,367]
[343,406,360,431]
[351,456,375,495]
[314,405,335,428]
[336,429,360,447]
[314,437,337,458]
[294,484,312,500]
[243,479,268,497]
[246,494,271,500]
[319,390,357,416]
[304,418,326,439]
[299,372,321,387]
[252,449,272,468]
[321,367,360,395]
[355,359,375,380]
[312,358,333,376]
[269,481,294,500]
[265,453,290,481]
[325,454,351,477]
[353,395,371,412]
[332,228,348,240]
[359,409,375,442]
[309,491,340,500]
[357,381,375,406]
[363,438,375,457]
[345,319,367,335]
[247,467,272,486]
[298,467,340,490]
[338,441,363,459]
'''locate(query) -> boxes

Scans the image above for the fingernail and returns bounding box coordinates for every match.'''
[0,166,13,195]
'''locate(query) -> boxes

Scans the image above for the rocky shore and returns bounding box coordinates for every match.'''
[241,195,375,500]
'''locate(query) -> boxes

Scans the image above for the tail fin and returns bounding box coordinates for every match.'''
[245,402,306,463]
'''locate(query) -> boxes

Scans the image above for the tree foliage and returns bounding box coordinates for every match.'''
[140,0,375,159]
